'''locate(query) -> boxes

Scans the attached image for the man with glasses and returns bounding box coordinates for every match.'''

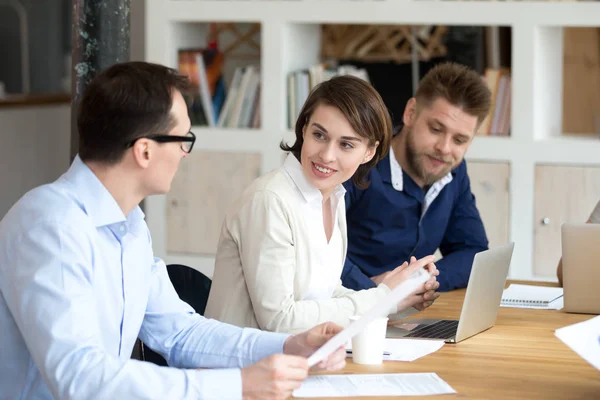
[0,61,345,400]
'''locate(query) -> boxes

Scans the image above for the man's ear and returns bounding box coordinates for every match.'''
[132,140,151,169]
[361,140,379,164]
[403,98,417,127]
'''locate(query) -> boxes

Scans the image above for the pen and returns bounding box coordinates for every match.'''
[346,350,391,356]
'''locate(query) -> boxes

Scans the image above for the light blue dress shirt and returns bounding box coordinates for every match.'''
[0,156,289,400]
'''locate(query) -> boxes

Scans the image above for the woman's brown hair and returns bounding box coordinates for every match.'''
[280,75,392,189]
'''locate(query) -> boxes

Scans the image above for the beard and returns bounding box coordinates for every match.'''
[405,128,456,187]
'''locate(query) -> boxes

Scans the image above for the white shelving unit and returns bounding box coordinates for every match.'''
[144,0,600,281]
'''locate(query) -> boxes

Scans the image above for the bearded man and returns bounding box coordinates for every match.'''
[342,62,492,295]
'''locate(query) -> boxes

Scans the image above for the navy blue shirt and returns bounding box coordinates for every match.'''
[342,153,488,292]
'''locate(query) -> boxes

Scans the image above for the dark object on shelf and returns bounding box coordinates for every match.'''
[336,58,445,126]
[443,26,486,74]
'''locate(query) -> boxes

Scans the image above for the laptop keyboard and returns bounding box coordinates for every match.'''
[403,320,459,339]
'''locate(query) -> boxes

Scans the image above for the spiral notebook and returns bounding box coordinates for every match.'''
[500,284,564,309]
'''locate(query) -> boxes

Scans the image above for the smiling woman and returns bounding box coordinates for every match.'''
[204,75,440,334]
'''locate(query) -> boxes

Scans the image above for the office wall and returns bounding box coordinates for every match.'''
[131,0,146,61]
[0,105,71,218]
[0,0,146,219]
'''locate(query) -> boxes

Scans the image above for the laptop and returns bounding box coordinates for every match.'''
[561,223,600,314]
[386,242,515,343]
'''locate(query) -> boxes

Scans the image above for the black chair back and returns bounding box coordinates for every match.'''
[166,264,212,315]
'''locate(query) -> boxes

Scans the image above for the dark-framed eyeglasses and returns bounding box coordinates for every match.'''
[127,131,196,154]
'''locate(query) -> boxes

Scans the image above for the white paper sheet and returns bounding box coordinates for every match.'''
[307,270,431,367]
[555,315,600,370]
[292,373,456,398]
[346,338,445,362]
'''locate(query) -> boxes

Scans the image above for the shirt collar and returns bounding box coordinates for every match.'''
[389,145,405,191]
[63,155,145,228]
[282,153,346,204]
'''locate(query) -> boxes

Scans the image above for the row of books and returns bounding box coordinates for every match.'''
[218,65,261,129]
[478,67,511,136]
[178,49,261,128]
[178,49,225,127]
[287,63,370,129]
[178,53,509,134]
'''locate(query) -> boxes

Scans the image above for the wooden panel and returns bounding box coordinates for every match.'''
[562,27,600,135]
[0,105,70,219]
[320,24,448,63]
[466,161,510,250]
[167,150,261,255]
[534,164,600,277]
[305,282,600,400]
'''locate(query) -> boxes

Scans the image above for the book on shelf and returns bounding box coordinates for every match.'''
[287,63,371,129]
[477,67,511,137]
[177,48,228,127]
[217,65,261,129]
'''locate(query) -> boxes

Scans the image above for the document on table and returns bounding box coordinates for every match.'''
[500,284,564,310]
[292,373,456,398]
[346,338,445,362]
[555,314,600,371]
[307,270,431,367]
[501,296,564,310]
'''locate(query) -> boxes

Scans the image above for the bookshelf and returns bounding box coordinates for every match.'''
[144,0,600,282]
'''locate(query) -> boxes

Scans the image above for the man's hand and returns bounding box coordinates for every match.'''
[413,272,441,311]
[241,354,308,400]
[283,322,346,371]
[379,255,435,291]
[378,256,440,312]
[370,270,393,286]
[240,323,347,400]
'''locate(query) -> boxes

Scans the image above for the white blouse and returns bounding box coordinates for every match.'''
[280,155,346,301]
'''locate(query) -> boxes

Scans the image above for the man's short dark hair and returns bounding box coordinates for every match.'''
[415,61,492,127]
[77,61,192,164]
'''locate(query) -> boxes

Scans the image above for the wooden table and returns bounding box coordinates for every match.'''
[305,283,600,399]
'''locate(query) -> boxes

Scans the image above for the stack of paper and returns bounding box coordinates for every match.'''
[500,284,563,310]
[346,338,445,362]
[293,373,456,398]
[555,315,600,370]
